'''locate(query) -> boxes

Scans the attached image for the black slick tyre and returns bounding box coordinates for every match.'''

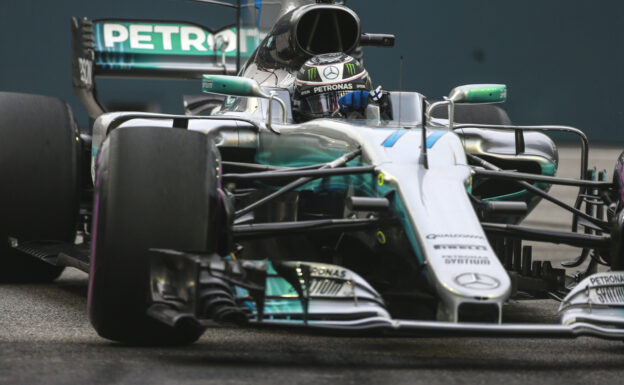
[89,126,220,345]
[0,92,80,283]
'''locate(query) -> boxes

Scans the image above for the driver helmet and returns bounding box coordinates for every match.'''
[293,53,371,122]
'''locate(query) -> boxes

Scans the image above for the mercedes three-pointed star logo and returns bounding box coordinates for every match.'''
[323,65,340,80]
[454,273,500,290]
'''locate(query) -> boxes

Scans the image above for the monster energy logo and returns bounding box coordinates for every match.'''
[345,63,356,76]
[307,67,318,80]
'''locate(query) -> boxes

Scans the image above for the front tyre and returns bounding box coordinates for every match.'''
[89,126,221,345]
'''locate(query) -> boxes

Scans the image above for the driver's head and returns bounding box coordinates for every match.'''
[293,53,371,122]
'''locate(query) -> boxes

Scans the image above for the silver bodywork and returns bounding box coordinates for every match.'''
[91,90,558,325]
[262,119,512,322]
[76,0,624,341]
[89,83,624,340]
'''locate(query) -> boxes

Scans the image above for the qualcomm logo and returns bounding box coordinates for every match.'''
[454,273,500,290]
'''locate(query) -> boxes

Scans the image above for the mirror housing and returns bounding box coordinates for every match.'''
[448,84,507,104]
[202,75,270,98]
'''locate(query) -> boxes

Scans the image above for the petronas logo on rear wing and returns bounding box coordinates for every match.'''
[98,22,245,56]
[77,18,268,76]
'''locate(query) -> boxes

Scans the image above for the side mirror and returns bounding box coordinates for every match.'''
[425,84,507,131]
[202,75,285,133]
[202,74,268,98]
[448,84,507,104]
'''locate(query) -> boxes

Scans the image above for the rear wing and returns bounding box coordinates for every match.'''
[71,17,265,118]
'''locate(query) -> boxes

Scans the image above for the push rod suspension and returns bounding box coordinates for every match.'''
[221,161,331,174]
[472,168,612,188]
[233,217,380,239]
[482,222,611,249]
[454,122,590,231]
[234,148,364,218]
[223,166,375,183]
[468,154,610,231]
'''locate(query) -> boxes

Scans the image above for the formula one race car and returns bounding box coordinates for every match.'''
[2,0,624,345]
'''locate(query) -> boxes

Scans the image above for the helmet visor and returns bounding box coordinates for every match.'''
[298,91,349,119]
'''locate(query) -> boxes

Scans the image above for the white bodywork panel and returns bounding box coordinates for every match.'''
[94,108,513,323]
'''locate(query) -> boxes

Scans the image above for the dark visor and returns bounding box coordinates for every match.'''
[298,91,350,118]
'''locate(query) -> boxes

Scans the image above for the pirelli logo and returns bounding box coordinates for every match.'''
[434,244,487,251]
[307,67,318,80]
[344,63,356,75]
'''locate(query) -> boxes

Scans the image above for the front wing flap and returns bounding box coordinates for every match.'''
[147,248,624,340]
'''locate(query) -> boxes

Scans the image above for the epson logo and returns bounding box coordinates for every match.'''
[313,83,353,94]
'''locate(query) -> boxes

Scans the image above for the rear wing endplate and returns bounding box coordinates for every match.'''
[71,17,264,118]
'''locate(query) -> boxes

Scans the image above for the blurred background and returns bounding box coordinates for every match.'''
[1,0,622,142]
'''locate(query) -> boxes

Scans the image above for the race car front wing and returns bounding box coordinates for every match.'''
[147,248,624,341]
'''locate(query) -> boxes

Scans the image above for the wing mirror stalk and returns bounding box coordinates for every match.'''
[421,84,507,169]
[425,84,507,130]
[202,74,286,134]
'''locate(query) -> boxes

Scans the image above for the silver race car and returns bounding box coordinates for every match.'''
[1,0,623,345]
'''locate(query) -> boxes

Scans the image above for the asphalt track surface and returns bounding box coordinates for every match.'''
[2,146,624,385]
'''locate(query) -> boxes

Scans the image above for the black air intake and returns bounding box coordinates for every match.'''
[295,7,360,56]
[457,303,500,323]
[256,4,361,70]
